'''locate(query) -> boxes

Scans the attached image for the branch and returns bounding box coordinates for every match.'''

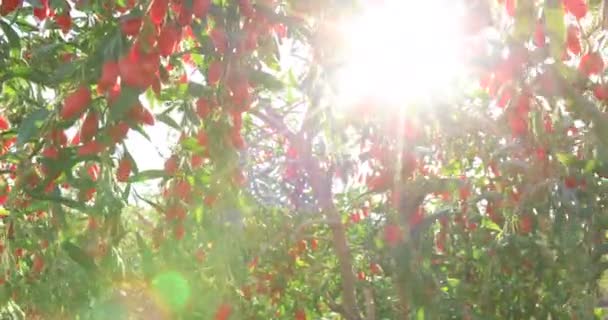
[363,286,376,320]
[252,107,362,320]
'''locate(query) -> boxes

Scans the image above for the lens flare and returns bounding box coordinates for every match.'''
[335,0,466,108]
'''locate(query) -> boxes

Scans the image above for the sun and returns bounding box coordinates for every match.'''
[334,0,467,109]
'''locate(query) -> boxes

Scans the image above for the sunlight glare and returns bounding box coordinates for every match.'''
[336,0,466,108]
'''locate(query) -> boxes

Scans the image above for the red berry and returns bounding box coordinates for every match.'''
[192,0,210,18]
[214,303,232,320]
[210,27,228,55]
[98,61,119,91]
[564,0,588,20]
[61,86,91,120]
[42,146,59,159]
[564,176,578,189]
[120,16,142,36]
[164,155,179,175]
[197,130,208,147]
[196,98,211,118]
[150,0,168,25]
[505,0,515,17]
[518,214,533,235]
[0,116,9,131]
[534,21,545,48]
[295,309,306,320]
[0,0,22,16]
[108,122,130,143]
[579,52,604,77]
[78,141,105,156]
[158,24,182,57]
[567,25,581,55]
[54,12,71,34]
[239,0,255,18]
[207,60,222,85]
[33,0,52,21]
[174,223,185,240]
[191,154,204,168]
[117,157,132,182]
[80,111,99,143]
[384,224,402,247]
[594,84,608,100]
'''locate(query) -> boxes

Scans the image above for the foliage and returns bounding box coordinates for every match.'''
[0,0,606,319]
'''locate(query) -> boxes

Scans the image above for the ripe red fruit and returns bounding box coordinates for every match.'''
[98,61,119,91]
[42,146,59,159]
[210,27,228,55]
[295,309,306,320]
[370,262,382,275]
[0,116,9,131]
[128,104,155,126]
[117,157,132,182]
[196,98,211,118]
[230,128,246,149]
[119,56,148,89]
[164,155,179,175]
[567,25,581,55]
[563,0,588,20]
[384,224,402,247]
[61,86,91,120]
[564,176,578,189]
[504,0,515,17]
[519,214,533,235]
[80,111,99,143]
[158,24,182,57]
[120,16,142,36]
[0,0,22,16]
[174,179,192,201]
[108,122,130,143]
[174,223,185,240]
[534,22,545,47]
[207,60,222,85]
[214,303,232,320]
[356,271,368,282]
[33,0,52,21]
[87,164,100,181]
[54,12,71,34]
[197,130,208,147]
[594,84,608,100]
[239,0,255,18]
[578,52,604,77]
[150,0,168,25]
[508,113,528,137]
[178,7,193,26]
[191,154,204,168]
[192,0,210,18]
[78,141,105,156]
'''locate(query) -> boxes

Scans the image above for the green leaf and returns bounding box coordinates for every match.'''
[109,86,141,120]
[416,308,425,320]
[0,19,20,49]
[17,109,50,147]
[181,136,204,153]
[62,242,98,273]
[482,218,503,233]
[545,3,565,59]
[136,233,155,279]
[249,69,284,91]
[514,1,534,40]
[556,153,577,166]
[49,62,78,85]
[156,113,181,130]
[128,169,166,183]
